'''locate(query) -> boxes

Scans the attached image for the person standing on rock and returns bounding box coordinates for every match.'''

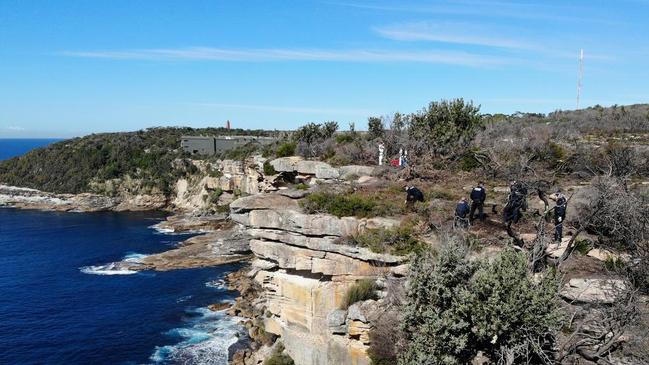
[553,195,567,242]
[469,181,486,222]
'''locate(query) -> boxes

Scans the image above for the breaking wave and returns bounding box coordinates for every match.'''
[150,307,244,365]
[79,252,148,276]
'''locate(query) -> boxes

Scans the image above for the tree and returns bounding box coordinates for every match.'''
[407,99,483,157]
[368,117,385,140]
[399,240,562,365]
[293,121,339,157]
[399,241,477,365]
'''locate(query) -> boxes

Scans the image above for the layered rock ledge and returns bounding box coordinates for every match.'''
[229,193,407,365]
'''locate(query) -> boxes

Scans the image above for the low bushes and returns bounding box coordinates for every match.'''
[341,279,378,309]
[275,142,296,158]
[263,161,277,175]
[301,191,380,218]
[347,226,423,256]
[264,342,294,365]
[398,242,562,365]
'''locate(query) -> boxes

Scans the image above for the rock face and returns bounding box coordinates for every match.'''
[560,278,628,304]
[230,193,406,365]
[172,158,275,211]
[269,157,378,182]
[0,184,142,212]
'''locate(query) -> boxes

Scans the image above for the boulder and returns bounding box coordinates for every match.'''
[546,237,572,259]
[277,188,310,199]
[252,258,279,271]
[270,156,303,172]
[327,309,348,334]
[560,278,628,304]
[315,165,340,179]
[208,302,231,311]
[230,194,301,214]
[356,176,376,184]
[296,160,331,175]
[338,165,376,179]
[391,264,410,277]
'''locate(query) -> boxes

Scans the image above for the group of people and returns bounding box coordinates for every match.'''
[404,181,568,242]
[453,181,567,242]
[377,142,410,167]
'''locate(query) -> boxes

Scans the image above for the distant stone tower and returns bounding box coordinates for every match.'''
[226,120,231,129]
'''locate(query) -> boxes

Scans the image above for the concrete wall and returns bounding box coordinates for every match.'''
[181,135,276,155]
[181,137,215,155]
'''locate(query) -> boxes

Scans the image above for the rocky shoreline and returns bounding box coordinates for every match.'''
[0,184,167,212]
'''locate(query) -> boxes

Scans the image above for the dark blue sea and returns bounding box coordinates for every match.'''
[0,140,243,365]
[0,138,61,160]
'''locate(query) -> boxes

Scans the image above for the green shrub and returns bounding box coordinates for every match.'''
[604,255,625,271]
[407,98,483,156]
[214,204,230,214]
[459,151,481,171]
[399,242,562,365]
[276,142,296,157]
[350,226,423,256]
[427,188,454,201]
[301,191,377,218]
[335,133,355,144]
[295,183,309,190]
[205,188,223,204]
[574,239,593,255]
[545,141,566,169]
[264,342,294,365]
[341,279,378,309]
[367,117,385,140]
[263,161,277,175]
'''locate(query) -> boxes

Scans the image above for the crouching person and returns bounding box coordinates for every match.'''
[404,185,424,211]
[454,197,470,229]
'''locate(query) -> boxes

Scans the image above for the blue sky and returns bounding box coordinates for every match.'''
[1,0,648,137]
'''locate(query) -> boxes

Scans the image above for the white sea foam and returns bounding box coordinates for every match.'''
[149,222,176,234]
[79,252,147,275]
[151,307,244,365]
[79,263,138,275]
[123,252,148,262]
[205,279,228,290]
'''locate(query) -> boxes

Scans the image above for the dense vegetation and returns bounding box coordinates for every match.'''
[301,190,402,218]
[367,241,563,365]
[0,127,275,194]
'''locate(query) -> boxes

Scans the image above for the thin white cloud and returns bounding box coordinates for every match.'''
[5,126,26,131]
[191,102,373,116]
[61,47,508,67]
[375,22,532,50]
[328,1,613,24]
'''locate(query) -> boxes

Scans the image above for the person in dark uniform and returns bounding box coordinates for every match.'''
[454,197,470,228]
[404,185,424,210]
[469,182,486,222]
[553,196,567,242]
[504,182,528,225]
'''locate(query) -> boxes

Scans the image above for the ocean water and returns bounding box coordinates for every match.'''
[0,140,244,364]
[0,209,243,365]
[0,138,61,160]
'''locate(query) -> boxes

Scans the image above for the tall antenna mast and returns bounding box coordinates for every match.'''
[576,48,584,109]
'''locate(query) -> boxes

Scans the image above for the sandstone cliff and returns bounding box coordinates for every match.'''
[229,193,407,365]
